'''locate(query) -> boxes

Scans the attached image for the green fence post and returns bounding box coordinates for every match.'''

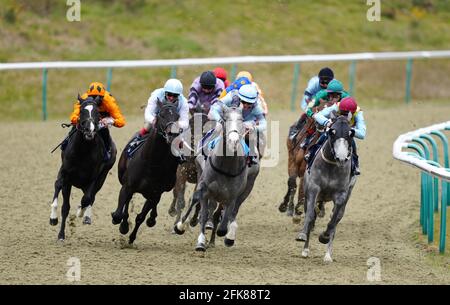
[290,63,300,112]
[431,130,449,208]
[412,138,431,234]
[405,58,413,104]
[439,178,447,253]
[407,144,426,228]
[446,126,450,206]
[42,68,48,121]
[170,66,177,78]
[425,159,441,244]
[420,134,440,212]
[349,60,356,96]
[230,64,237,81]
[106,68,113,91]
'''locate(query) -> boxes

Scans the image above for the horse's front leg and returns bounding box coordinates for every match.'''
[195,196,210,252]
[57,184,72,241]
[129,194,161,244]
[297,186,319,258]
[174,183,203,234]
[112,186,133,226]
[50,169,63,226]
[320,192,349,262]
[279,151,297,214]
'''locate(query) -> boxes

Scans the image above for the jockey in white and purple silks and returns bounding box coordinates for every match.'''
[188,71,224,114]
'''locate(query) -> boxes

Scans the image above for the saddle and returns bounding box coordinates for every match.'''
[126,133,149,158]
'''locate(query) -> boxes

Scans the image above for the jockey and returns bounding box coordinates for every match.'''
[289,67,334,139]
[209,84,266,166]
[218,75,252,99]
[130,78,189,162]
[308,96,366,176]
[305,79,349,118]
[236,70,269,116]
[66,82,126,160]
[213,67,230,88]
[188,70,224,114]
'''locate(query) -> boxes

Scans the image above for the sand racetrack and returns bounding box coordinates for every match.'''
[0,104,449,284]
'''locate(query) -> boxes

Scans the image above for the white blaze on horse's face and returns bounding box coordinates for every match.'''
[333,138,350,165]
[83,105,95,139]
[226,111,241,154]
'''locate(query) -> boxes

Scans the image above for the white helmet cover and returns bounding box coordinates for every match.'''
[237,84,258,104]
[164,79,183,95]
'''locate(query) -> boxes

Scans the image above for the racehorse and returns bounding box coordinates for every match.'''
[50,95,117,240]
[278,101,334,222]
[174,106,260,251]
[167,105,211,228]
[111,100,181,244]
[297,113,357,262]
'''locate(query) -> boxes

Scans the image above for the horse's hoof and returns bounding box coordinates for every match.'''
[128,235,136,245]
[207,242,215,249]
[295,205,304,216]
[216,228,227,237]
[111,212,122,225]
[49,218,58,226]
[82,216,91,225]
[278,202,288,213]
[168,206,177,217]
[119,221,129,235]
[205,220,214,230]
[189,217,199,227]
[319,233,330,244]
[224,238,235,247]
[287,208,294,217]
[301,249,310,258]
[58,233,65,241]
[323,253,333,263]
[146,217,156,228]
[296,232,307,242]
[173,224,185,235]
[195,243,206,252]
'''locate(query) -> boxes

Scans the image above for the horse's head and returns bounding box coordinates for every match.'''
[222,105,244,154]
[327,112,355,166]
[78,95,101,141]
[155,99,181,144]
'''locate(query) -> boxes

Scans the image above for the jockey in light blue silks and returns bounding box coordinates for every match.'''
[208,84,267,166]
[289,67,335,139]
[307,96,366,176]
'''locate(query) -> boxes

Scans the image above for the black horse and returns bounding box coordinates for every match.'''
[50,95,117,241]
[111,100,181,244]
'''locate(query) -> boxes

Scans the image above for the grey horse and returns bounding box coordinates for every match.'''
[297,114,357,262]
[174,106,261,251]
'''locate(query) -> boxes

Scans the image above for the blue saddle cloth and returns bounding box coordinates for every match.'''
[126,135,147,158]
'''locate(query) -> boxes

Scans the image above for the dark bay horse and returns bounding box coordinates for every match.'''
[297,114,357,262]
[278,101,334,222]
[50,95,117,240]
[111,100,181,244]
[167,107,211,228]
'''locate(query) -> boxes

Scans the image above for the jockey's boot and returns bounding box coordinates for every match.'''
[100,129,112,161]
[352,153,360,176]
[247,156,258,167]
[289,115,307,140]
[177,154,187,164]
